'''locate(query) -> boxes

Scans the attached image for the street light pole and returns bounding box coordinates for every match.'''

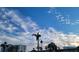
[40,40,43,51]
[40,40,43,48]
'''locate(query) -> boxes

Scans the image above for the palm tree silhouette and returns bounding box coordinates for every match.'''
[32,32,41,51]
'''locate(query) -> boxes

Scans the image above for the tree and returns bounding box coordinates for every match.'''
[1,42,8,52]
[45,46,48,51]
[31,48,36,52]
[77,46,79,52]
[32,32,41,51]
[47,42,57,52]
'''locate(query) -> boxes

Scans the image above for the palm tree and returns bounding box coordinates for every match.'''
[32,32,41,51]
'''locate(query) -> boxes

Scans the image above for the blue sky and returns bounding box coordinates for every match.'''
[8,7,79,34]
[1,7,79,50]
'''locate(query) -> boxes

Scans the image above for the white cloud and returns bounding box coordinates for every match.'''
[48,7,79,25]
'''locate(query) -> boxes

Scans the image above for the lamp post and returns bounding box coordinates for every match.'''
[40,40,43,51]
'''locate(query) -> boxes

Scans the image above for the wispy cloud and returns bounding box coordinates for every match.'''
[48,7,79,25]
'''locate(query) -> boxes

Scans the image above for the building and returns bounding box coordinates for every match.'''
[16,45,26,52]
[1,45,26,52]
